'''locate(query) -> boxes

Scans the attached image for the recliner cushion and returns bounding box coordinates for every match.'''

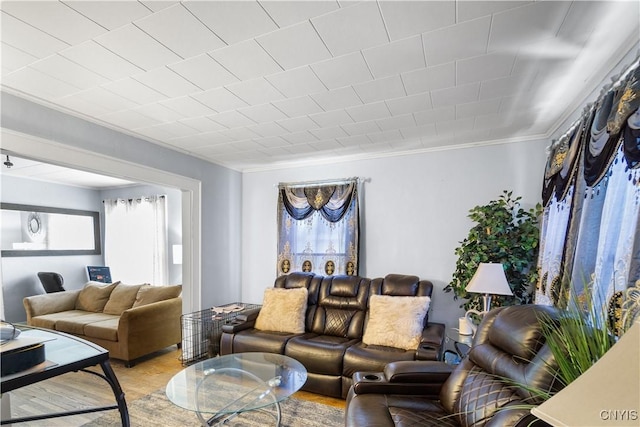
[363,295,430,350]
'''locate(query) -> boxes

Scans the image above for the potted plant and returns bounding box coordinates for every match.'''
[444,191,542,311]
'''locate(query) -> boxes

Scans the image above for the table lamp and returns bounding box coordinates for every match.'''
[531,318,639,426]
[464,263,513,332]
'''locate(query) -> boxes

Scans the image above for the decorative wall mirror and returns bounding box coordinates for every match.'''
[1,203,101,256]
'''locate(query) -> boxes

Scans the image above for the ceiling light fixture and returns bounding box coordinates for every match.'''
[4,155,13,169]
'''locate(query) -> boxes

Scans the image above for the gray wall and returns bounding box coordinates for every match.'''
[1,175,104,321]
[1,92,243,314]
[241,139,549,330]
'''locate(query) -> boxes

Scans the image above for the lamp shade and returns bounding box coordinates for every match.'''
[465,263,513,296]
[531,319,640,426]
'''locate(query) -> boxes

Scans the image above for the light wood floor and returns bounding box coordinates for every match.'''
[3,347,345,426]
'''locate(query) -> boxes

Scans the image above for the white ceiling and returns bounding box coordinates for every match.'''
[0,154,137,189]
[1,1,639,172]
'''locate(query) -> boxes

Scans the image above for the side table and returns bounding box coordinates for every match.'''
[445,329,474,361]
[181,302,261,366]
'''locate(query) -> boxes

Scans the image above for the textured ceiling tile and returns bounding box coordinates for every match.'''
[226,78,285,105]
[431,82,480,108]
[309,126,349,140]
[133,67,201,97]
[209,110,256,129]
[102,78,167,105]
[385,93,432,116]
[134,4,225,58]
[266,66,327,98]
[277,116,319,133]
[457,1,532,23]
[488,1,572,52]
[272,96,324,117]
[379,0,455,41]
[341,120,380,136]
[311,86,362,111]
[209,40,282,81]
[2,67,80,99]
[1,12,69,58]
[353,75,405,104]
[94,24,181,71]
[368,129,404,143]
[192,88,248,112]
[64,1,152,30]
[247,122,288,138]
[257,21,331,70]
[456,52,516,85]
[1,42,38,74]
[363,35,425,78]
[259,1,339,28]
[183,0,278,45]
[178,116,226,133]
[239,103,289,123]
[101,109,160,130]
[160,96,216,117]
[456,99,502,119]
[311,2,388,56]
[133,102,185,122]
[422,16,491,66]
[376,113,416,131]
[414,106,456,125]
[399,124,437,140]
[29,54,108,90]
[254,136,290,149]
[2,1,107,45]
[309,109,354,127]
[401,62,455,95]
[311,52,373,90]
[346,101,391,122]
[168,54,238,90]
[59,40,144,80]
[281,131,319,145]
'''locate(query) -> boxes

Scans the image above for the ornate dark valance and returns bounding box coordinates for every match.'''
[280,180,357,222]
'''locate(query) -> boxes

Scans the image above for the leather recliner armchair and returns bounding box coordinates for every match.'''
[345,304,560,427]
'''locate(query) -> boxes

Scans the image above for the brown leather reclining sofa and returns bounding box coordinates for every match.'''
[345,304,561,426]
[220,272,445,398]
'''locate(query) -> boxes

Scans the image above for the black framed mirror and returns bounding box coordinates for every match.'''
[1,203,101,256]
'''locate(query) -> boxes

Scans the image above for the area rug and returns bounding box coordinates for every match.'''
[82,388,344,426]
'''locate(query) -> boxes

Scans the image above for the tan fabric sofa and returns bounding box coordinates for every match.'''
[23,281,182,366]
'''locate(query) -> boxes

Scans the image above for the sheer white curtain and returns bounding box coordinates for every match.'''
[104,195,168,285]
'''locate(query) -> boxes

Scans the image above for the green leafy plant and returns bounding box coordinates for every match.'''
[444,191,542,310]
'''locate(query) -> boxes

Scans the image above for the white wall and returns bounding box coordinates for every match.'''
[242,139,549,329]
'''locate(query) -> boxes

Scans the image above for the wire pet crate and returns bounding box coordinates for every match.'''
[180,303,261,366]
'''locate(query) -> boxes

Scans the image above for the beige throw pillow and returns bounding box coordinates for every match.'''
[75,281,119,312]
[362,295,431,350]
[103,283,145,315]
[132,284,182,307]
[254,287,308,334]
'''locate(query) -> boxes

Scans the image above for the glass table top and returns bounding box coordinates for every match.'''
[166,352,307,416]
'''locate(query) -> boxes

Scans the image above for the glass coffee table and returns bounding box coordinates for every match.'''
[166,352,307,426]
[1,325,128,426]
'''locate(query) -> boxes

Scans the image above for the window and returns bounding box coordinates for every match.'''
[277,179,359,276]
[104,195,168,284]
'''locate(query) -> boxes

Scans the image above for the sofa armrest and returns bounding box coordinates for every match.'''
[23,290,81,322]
[351,360,453,396]
[119,297,182,343]
[417,322,445,360]
[221,308,261,333]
